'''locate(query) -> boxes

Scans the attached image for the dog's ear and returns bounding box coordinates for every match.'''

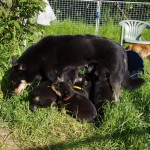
[57,76,64,82]
[33,74,42,82]
[12,55,18,66]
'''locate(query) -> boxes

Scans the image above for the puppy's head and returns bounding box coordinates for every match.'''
[51,82,73,100]
[56,66,80,85]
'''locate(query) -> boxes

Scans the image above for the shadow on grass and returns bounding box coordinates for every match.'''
[1,68,12,99]
[27,127,148,150]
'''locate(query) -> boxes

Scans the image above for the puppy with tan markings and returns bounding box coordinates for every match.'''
[29,81,58,112]
[56,65,90,98]
[51,82,97,123]
[127,44,150,58]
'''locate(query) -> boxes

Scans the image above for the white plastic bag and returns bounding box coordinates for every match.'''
[37,0,56,26]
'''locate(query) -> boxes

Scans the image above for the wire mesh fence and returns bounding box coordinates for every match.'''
[49,0,150,34]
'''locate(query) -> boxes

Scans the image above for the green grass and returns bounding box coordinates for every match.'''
[0,20,150,150]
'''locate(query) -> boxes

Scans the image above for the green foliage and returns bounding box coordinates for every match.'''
[125,0,150,2]
[0,0,46,71]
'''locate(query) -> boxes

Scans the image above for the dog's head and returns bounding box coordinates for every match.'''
[10,56,41,94]
[56,66,81,85]
[51,82,74,100]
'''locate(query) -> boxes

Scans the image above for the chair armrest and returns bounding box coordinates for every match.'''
[145,21,150,29]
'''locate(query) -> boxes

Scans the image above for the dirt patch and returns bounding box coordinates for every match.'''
[0,127,19,150]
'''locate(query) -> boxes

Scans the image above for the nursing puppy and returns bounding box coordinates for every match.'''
[10,34,145,102]
[92,65,113,117]
[127,44,150,58]
[56,65,90,98]
[83,62,113,102]
[83,63,113,117]
[56,65,80,84]
[29,81,58,112]
[51,82,97,123]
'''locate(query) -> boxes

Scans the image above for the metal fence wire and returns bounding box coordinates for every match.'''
[49,0,150,34]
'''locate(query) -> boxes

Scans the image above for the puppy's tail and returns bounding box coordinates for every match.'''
[121,71,145,90]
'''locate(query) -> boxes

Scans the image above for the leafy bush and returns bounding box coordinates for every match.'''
[0,0,46,70]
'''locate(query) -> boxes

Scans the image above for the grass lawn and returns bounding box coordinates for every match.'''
[0,20,150,150]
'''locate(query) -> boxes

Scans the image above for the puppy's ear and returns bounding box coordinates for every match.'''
[12,55,18,66]
[33,74,42,82]
[57,76,64,82]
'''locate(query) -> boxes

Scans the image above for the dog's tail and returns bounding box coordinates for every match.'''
[121,70,145,90]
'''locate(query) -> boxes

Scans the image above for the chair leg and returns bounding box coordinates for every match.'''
[120,39,123,46]
[120,28,124,46]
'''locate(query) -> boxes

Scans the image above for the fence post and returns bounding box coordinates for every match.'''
[95,0,101,35]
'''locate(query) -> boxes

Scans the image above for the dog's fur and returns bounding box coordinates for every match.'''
[51,81,97,123]
[29,81,58,112]
[92,64,113,102]
[29,65,88,112]
[84,63,113,118]
[56,65,81,84]
[10,34,145,102]
[57,63,113,119]
[126,50,144,79]
[93,68,113,119]
[127,44,150,58]
[57,65,90,98]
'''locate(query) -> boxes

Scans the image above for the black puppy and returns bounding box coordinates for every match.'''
[56,65,90,98]
[29,81,58,112]
[51,82,97,123]
[93,65,113,117]
[126,50,144,79]
[56,65,80,84]
[83,63,113,118]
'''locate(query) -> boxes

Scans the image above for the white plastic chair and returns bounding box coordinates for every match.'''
[119,20,150,46]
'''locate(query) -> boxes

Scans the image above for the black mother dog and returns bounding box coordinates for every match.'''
[10,34,145,102]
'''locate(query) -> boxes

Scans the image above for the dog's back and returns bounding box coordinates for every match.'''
[127,44,150,58]
[56,65,89,98]
[90,64,113,116]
